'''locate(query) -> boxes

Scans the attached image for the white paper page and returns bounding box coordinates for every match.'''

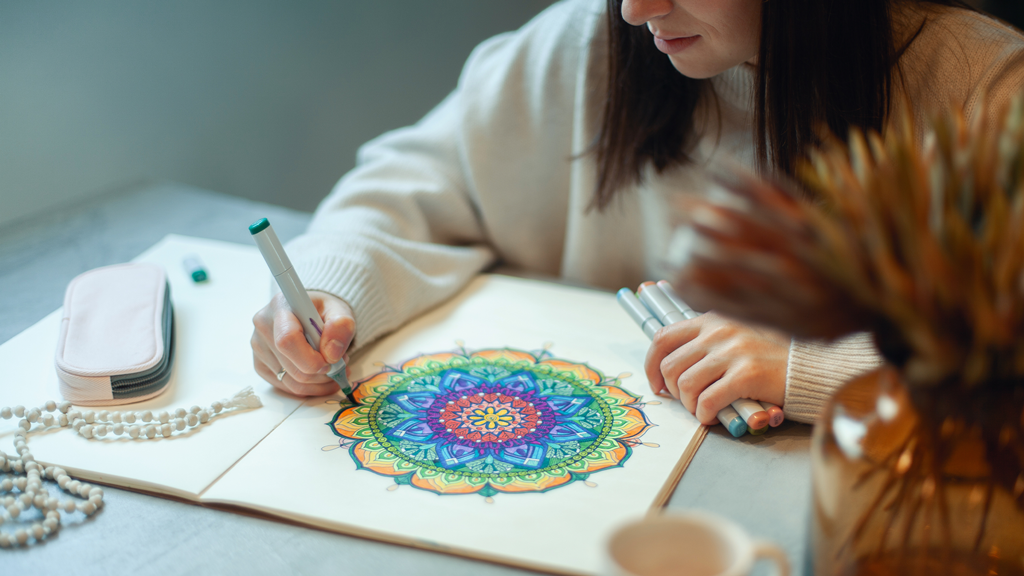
[203,275,704,575]
[0,235,303,498]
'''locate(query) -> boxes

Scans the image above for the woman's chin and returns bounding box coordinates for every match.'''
[667,55,746,80]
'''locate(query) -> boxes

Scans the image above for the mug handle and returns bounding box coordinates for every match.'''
[752,540,791,576]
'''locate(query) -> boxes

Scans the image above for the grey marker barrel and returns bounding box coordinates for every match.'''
[638,283,687,325]
[249,218,353,398]
[616,288,663,339]
[656,280,701,320]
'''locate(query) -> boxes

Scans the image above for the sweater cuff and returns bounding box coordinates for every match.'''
[784,333,885,424]
[292,255,395,353]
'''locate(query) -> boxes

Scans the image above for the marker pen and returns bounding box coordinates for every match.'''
[183,255,208,283]
[618,287,745,437]
[249,218,353,399]
[759,401,785,427]
[637,282,687,326]
[617,288,662,339]
[656,280,700,320]
[748,424,769,436]
[716,404,748,438]
[657,280,786,426]
[731,398,769,430]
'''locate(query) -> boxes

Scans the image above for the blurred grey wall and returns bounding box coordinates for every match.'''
[0,1,555,227]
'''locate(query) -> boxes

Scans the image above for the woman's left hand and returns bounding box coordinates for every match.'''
[644,311,789,425]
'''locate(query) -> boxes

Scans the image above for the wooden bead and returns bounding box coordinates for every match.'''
[79,425,94,439]
[79,501,96,515]
[97,410,109,421]
[123,412,137,424]
[44,400,57,412]
[26,408,40,423]
[211,401,223,413]
[158,411,170,424]
[174,418,186,431]
[58,414,68,427]
[63,500,76,513]
[128,426,141,439]
[7,504,21,518]
[113,423,125,435]
[174,408,187,418]
[58,401,72,414]
[111,412,122,423]
[198,410,210,423]
[160,423,172,437]
[43,518,58,531]
[0,407,11,419]
[31,523,44,539]
[144,425,156,439]
[14,529,28,544]
[185,414,199,426]
[83,411,95,423]
[57,476,70,489]
[140,411,153,422]
[13,406,25,417]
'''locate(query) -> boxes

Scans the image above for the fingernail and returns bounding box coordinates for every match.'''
[325,340,344,364]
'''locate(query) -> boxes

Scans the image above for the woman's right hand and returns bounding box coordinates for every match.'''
[251,290,356,396]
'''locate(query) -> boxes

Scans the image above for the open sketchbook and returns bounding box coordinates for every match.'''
[0,235,706,575]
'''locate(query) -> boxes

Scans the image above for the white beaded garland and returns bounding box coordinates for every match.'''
[0,387,261,548]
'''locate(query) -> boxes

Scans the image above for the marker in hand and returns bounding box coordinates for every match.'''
[249,218,353,400]
[617,287,747,438]
[655,281,784,429]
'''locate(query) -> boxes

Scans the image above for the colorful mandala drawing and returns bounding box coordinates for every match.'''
[328,347,654,497]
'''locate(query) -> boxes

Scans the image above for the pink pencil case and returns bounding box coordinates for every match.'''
[55,263,175,406]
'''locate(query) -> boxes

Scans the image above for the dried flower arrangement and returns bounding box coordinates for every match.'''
[674,97,1024,572]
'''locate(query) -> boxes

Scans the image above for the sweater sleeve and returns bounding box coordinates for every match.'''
[283,0,593,352]
[284,87,494,352]
[783,333,885,424]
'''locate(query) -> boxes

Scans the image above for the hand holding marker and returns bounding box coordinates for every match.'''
[616,281,783,437]
[249,218,354,400]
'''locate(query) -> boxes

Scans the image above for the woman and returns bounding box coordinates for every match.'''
[250,0,1024,426]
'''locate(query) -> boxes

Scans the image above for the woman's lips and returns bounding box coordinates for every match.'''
[653,35,699,55]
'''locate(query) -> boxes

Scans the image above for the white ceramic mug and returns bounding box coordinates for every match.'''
[604,511,791,576]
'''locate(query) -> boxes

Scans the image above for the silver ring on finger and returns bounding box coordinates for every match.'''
[276,369,287,381]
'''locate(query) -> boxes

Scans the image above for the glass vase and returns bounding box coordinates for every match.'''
[810,365,1024,576]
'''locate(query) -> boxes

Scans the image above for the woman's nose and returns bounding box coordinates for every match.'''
[621,0,674,26]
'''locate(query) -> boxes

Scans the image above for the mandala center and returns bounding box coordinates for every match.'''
[439,392,541,443]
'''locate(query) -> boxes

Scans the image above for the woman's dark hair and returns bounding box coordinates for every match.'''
[592,0,972,211]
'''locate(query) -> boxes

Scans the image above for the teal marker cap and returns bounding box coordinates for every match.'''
[726,417,747,438]
[249,218,270,235]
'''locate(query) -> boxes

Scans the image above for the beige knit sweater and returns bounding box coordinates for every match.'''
[286,0,1024,424]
